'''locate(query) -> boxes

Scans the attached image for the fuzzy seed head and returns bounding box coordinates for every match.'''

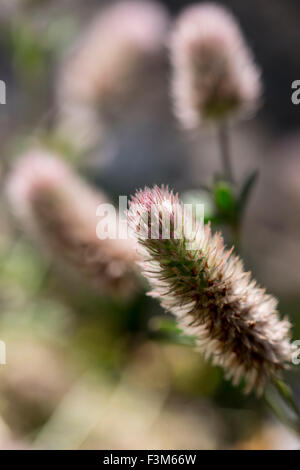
[170,3,262,128]
[6,150,138,298]
[128,186,292,393]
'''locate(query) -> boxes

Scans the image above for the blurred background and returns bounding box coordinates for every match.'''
[0,0,300,450]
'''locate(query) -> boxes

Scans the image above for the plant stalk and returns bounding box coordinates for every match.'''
[218,121,234,184]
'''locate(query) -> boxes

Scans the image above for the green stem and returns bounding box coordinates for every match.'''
[231,220,241,255]
[218,121,234,184]
[264,391,293,430]
[264,379,300,436]
[273,377,300,420]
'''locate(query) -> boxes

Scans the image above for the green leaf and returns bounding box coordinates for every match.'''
[213,181,236,216]
[149,316,197,346]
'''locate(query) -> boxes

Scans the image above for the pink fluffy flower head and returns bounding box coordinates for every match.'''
[128,186,292,394]
[6,149,138,298]
[56,1,169,150]
[58,1,169,108]
[170,3,262,128]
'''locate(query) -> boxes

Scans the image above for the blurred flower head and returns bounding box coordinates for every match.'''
[56,1,169,151]
[6,149,138,298]
[170,2,262,128]
[57,1,169,113]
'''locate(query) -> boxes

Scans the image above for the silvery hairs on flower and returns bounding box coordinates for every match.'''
[6,149,138,298]
[170,2,262,129]
[127,186,292,394]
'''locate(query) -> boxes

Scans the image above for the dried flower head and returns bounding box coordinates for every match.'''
[128,186,292,393]
[170,3,262,128]
[6,150,138,297]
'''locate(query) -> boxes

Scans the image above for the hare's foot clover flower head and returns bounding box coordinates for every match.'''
[128,186,292,394]
[6,150,138,298]
[170,3,262,129]
[57,0,169,110]
[56,1,169,151]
